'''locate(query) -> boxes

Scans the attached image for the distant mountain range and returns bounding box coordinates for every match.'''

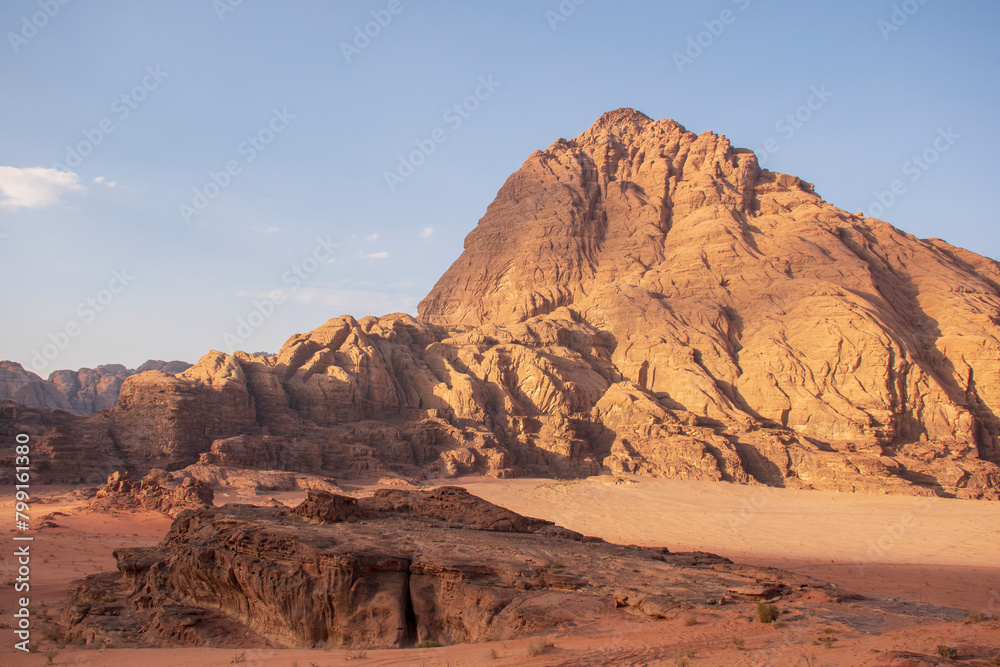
[0,359,191,415]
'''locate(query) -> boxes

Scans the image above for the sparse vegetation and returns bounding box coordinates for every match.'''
[756,602,780,624]
[731,637,744,650]
[683,613,698,626]
[345,649,368,660]
[42,626,67,644]
[487,648,498,659]
[230,651,247,664]
[674,652,695,667]
[812,636,837,649]
[937,645,959,659]
[988,655,1000,666]
[417,639,441,648]
[964,611,987,624]
[823,626,836,634]
[524,636,553,656]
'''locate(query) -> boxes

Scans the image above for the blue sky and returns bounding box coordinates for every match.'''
[1,0,998,374]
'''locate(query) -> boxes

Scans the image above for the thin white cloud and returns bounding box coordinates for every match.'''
[94,176,117,188]
[420,226,434,238]
[366,233,379,241]
[0,166,84,209]
[364,251,389,260]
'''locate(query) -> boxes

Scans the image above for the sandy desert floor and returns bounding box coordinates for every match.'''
[2,478,998,666]
[452,476,1000,613]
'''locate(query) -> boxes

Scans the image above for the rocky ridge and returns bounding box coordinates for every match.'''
[4,109,1000,499]
[0,360,190,415]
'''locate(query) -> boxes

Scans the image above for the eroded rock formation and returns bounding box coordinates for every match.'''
[90,470,214,517]
[0,360,190,415]
[5,109,1000,498]
[63,487,753,649]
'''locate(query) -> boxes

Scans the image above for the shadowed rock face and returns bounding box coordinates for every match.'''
[64,487,755,649]
[6,110,1000,498]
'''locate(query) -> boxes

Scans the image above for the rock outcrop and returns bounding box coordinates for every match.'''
[5,110,1000,499]
[0,361,75,413]
[63,487,754,649]
[0,360,190,415]
[90,470,214,516]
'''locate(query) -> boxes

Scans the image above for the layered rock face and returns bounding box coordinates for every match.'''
[0,361,75,413]
[420,108,1000,497]
[6,109,1000,498]
[90,470,215,517]
[65,487,753,649]
[0,360,190,415]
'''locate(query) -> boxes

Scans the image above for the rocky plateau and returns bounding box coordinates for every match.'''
[62,484,979,653]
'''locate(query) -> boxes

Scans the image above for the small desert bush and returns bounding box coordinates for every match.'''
[756,602,780,624]
[674,652,695,667]
[683,613,698,626]
[731,637,744,650]
[937,645,958,659]
[230,652,247,664]
[812,636,837,649]
[964,611,987,624]
[42,626,66,643]
[487,647,498,659]
[524,636,553,656]
[417,639,440,648]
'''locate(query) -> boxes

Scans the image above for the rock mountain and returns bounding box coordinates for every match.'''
[4,109,999,498]
[0,360,191,415]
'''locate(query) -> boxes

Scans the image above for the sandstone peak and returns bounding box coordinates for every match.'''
[7,111,1000,500]
[588,107,654,131]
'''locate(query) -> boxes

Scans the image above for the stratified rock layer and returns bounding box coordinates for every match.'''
[5,110,1000,499]
[64,487,749,649]
[90,470,214,517]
